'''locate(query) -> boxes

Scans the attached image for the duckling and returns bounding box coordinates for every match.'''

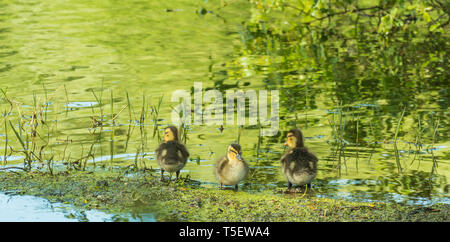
[155,126,189,181]
[281,128,318,190]
[215,143,249,191]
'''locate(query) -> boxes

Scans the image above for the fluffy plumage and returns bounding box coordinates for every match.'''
[281,128,318,189]
[215,143,249,191]
[155,126,189,181]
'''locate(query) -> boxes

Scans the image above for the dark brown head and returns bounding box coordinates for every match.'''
[163,126,179,142]
[227,143,243,161]
[284,128,305,148]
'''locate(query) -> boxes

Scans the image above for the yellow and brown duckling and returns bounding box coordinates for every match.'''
[281,128,318,190]
[215,143,249,191]
[155,126,189,181]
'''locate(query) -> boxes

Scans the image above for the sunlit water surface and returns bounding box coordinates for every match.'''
[0,192,155,222]
[0,0,448,220]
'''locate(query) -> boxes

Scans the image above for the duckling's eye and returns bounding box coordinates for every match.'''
[230,150,238,155]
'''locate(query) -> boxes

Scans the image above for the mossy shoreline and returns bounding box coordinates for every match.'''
[0,169,448,222]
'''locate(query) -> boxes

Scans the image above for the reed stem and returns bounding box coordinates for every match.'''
[393,106,406,173]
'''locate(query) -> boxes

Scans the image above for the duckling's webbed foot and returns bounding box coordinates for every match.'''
[219,183,223,190]
[160,169,165,181]
[284,182,293,193]
[174,170,180,181]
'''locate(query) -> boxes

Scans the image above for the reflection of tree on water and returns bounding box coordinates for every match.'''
[229,0,448,133]
[215,1,449,203]
[312,169,448,204]
[372,170,448,201]
[225,1,448,147]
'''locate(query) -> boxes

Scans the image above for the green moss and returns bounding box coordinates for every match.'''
[0,170,448,222]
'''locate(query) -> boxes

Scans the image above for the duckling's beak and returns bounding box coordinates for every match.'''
[236,153,243,161]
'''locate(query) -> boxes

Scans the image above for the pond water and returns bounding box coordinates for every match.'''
[0,0,448,217]
[0,192,155,222]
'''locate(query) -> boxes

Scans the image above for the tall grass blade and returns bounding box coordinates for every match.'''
[393,106,406,173]
[3,115,7,165]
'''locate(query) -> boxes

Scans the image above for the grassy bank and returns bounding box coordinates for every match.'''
[0,169,448,222]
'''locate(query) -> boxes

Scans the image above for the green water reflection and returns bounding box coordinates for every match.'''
[0,0,448,206]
